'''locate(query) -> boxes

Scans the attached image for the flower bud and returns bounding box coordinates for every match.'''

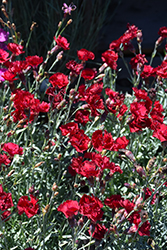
[33,161,45,169]
[54,191,59,197]
[7,169,15,177]
[30,21,37,31]
[52,182,58,192]
[67,19,72,25]
[28,185,35,195]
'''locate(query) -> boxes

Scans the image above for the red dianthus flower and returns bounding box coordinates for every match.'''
[54,35,70,50]
[17,194,39,218]
[77,48,95,61]
[57,200,79,218]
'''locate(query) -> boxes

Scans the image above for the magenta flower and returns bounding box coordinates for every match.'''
[0,28,9,43]
[0,68,7,82]
[62,2,76,15]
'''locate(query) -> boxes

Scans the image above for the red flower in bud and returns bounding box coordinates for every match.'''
[57,200,79,218]
[49,72,69,88]
[77,48,95,61]
[54,35,70,50]
[7,43,25,55]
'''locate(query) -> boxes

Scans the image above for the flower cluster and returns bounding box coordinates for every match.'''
[1,4,167,249]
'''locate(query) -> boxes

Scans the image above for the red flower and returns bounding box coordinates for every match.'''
[5,60,28,75]
[75,109,90,126]
[128,220,151,236]
[54,35,70,50]
[2,71,18,82]
[66,60,83,75]
[130,54,147,70]
[11,89,49,123]
[122,199,135,214]
[57,200,79,218]
[7,43,25,55]
[137,220,151,236]
[152,123,167,142]
[79,194,103,222]
[1,210,11,222]
[117,104,128,118]
[158,26,167,38]
[129,101,152,133]
[46,87,65,110]
[91,130,114,152]
[105,88,126,116]
[39,101,50,112]
[86,94,104,117]
[109,24,138,51]
[109,37,122,51]
[26,55,43,67]
[91,130,106,152]
[104,195,124,209]
[101,50,118,70]
[2,142,23,157]
[85,152,122,174]
[49,72,69,88]
[77,48,95,61]
[140,65,156,78]
[0,184,14,211]
[70,156,99,178]
[60,122,79,136]
[113,136,129,151]
[156,61,167,78]
[150,101,164,129]
[0,48,9,63]
[69,128,91,153]
[89,223,107,240]
[0,153,11,166]
[17,195,39,218]
[81,68,96,80]
[132,87,148,100]
[144,187,156,205]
